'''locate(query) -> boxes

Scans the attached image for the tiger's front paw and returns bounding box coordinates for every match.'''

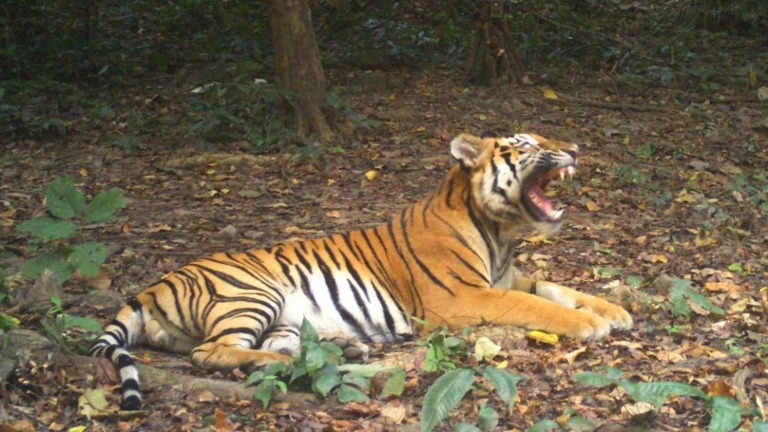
[580,298,633,331]
[557,310,612,341]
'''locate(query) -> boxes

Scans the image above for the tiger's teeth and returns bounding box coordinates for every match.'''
[560,170,565,181]
[553,209,564,219]
[567,166,575,176]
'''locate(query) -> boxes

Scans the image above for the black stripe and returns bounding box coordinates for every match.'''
[205,326,260,343]
[398,211,455,296]
[384,220,423,317]
[115,353,135,369]
[312,250,369,338]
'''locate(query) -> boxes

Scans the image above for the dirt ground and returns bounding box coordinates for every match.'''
[2,54,768,431]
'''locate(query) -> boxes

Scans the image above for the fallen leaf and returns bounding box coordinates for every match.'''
[707,378,735,397]
[326,210,342,218]
[380,401,407,423]
[584,200,601,212]
[562,346,588,364]
[212,408,237,432]
[542,87,559,100]
[649,253,668,263]
[364,170,378,181]
[526,330,559,345]
[474,336,501,361]
[704,281,744,293]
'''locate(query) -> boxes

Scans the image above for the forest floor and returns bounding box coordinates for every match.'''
[2,43,768,431]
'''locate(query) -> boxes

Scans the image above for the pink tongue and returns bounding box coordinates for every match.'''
[528,185,556,218]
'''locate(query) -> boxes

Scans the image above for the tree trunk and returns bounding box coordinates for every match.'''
[465,2,525,86]
[269,0,332,143]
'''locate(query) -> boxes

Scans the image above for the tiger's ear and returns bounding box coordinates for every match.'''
[450,133,485,169]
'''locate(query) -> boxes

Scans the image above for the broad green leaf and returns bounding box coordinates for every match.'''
[85,188,126,223]
[342,372,370,391]
[481,367,526,411]
[421,368,475,432]
[45,177,85,219]
[252,379,285,408]
[69,242,107,276]
[451,424,481,432]
[312,370,341,397]
[380,366,406,398]
[244,370,266,387]
[57,314,103,332]
[753,419,768,432]
[529,419,559,432]
[304,345,326,374]
[708,396,747,432]
[622,381,706,410]
[339,363,394,377]
[478,404,499,431]
[685,289,726,316]
[626,275,643,288]
[574,371,619,388]
[337,384,370,403]
[18,217,77,241]
[300,318,319,346]
[0,312,20,330]
[566,415,595,432]
[22,251,74,282]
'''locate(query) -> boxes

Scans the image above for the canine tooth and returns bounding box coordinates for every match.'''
[554,209,563,219]
[567,166,575,176]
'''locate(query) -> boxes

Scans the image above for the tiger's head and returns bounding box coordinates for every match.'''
[450,132,579,234]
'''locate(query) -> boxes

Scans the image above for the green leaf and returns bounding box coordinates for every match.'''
[380,366,406,398]
[481,367,526,411]
[753,419,768,432]
[304,344,327,375]
[566,415,595,432]
[621,381,706,410]
[18,218,77,241]
[337,384,370,403]
[244,370,266,387]
[300,318,319,346]
[421,368,475,432]
[339,363,394,377]
[529,419,559,432]
[342,372,370,391]
[45,177,85,219]
[22,251,75,283]
[0,312,20,330]
[626,275,643,288]
[312,369,341,397]
[69,242,107,276]
[478,404,499,431]
[574,371,619,388]
[85,188,126,223]
[685,289,726,316]
[251,378,286,408]
[57,314,103,332]
[708,396,747,432]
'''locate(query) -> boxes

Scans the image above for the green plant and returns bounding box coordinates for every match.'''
[664,278,725,319]
[417,325,472,373]
[0,290,20,331]
[575,366,757,431]
[245,319,404,408]
[420,364,527,432]
[41,297,103,353]
[17,177,126,284]
[188,81,295,152]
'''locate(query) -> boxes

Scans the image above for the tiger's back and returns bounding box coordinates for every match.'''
[90,132,632,411]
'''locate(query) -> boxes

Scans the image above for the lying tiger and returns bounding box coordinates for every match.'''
[90,131,632,410]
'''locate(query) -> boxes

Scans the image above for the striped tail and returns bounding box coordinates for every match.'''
[89,297,145,411]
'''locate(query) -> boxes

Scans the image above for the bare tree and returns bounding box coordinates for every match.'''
[268,0,332,142]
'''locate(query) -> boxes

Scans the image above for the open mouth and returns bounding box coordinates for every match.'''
[521,165,576,222]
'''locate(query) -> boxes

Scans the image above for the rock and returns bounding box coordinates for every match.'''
[217,224,238,239]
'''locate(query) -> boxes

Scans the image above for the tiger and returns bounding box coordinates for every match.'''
[89,131,633,411]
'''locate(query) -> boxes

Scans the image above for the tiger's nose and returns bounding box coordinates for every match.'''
[564,145,579,159]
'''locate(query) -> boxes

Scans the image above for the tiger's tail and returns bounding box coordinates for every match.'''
[89,297,146,411]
